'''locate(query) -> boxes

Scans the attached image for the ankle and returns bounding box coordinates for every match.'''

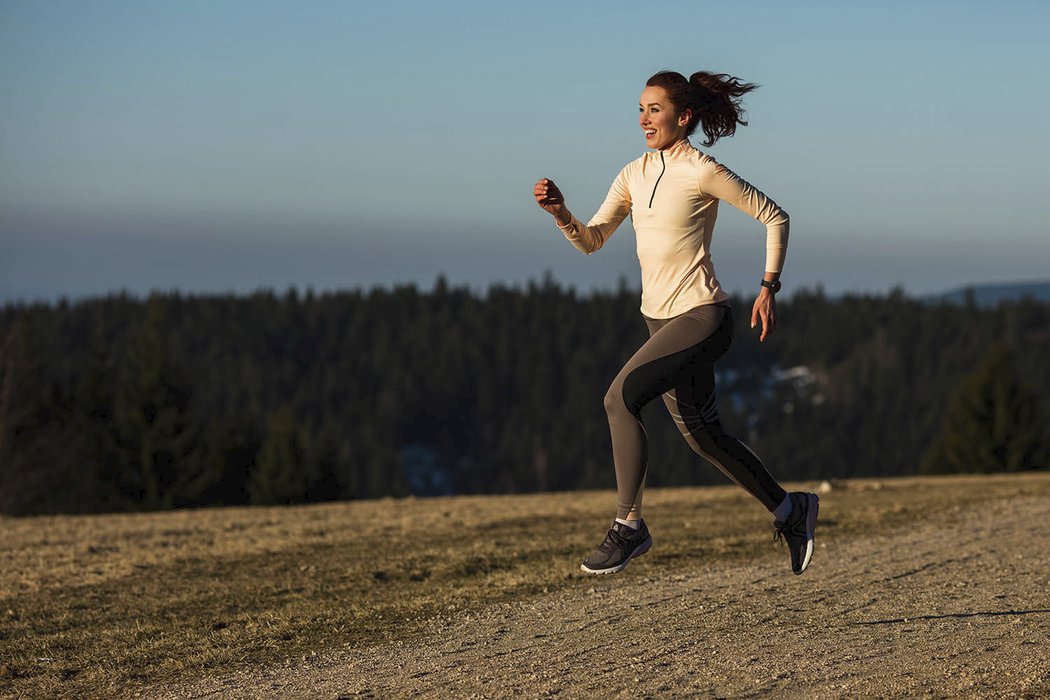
[615,517,641,530]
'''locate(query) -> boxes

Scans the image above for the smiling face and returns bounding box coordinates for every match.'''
[639,85,690,150]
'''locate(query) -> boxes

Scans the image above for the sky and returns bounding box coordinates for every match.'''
[2,0,1048,303]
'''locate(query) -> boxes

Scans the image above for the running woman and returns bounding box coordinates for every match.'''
[533,70,819,576]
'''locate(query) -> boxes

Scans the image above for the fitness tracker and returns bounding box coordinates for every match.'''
[760,279,782,294]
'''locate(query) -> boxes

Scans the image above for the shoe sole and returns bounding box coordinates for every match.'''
[579,536,652,575]
[795,493,819,575]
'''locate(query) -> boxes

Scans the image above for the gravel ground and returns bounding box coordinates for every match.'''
[148,490,1050,699]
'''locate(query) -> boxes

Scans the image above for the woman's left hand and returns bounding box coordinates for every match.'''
[751,289,777,342]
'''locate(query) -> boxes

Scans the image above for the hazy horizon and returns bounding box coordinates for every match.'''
[3,1,1048,304]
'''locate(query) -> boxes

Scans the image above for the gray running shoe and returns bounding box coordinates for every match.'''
[580,520,652,575]
[773,492,819,575]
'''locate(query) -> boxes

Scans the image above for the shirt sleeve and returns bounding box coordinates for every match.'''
[556,166,632,256]
[697,158,790,274]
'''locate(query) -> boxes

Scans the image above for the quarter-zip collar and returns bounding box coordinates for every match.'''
[646,138,693,208]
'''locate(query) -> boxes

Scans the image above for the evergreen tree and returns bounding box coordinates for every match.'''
[66,321,115,512]
[196,414,259,506]
[0,318,46,514]
[922,342,1048,473]
[248,405,311,505]
[111,296,211,510]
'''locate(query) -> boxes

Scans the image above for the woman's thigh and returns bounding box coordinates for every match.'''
[607,303,732,415]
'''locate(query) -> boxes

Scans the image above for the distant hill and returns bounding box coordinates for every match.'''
[925,280,1050,306]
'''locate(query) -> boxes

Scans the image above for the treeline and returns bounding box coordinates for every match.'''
[1,274,1047,516]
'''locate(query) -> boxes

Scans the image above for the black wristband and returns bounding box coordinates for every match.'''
[760,279,782,294]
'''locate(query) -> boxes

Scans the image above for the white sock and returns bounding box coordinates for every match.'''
[773,494,793,523]
[615,517,640,530]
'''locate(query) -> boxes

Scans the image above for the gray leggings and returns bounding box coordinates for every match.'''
[604,301,787,519]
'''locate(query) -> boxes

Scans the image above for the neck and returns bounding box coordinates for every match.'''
[659,134,689,151]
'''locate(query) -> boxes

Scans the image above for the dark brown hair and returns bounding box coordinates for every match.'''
[645,70,758,147]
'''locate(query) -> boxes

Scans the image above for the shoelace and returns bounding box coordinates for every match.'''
[601,526,632,553]
[772,517,805,545]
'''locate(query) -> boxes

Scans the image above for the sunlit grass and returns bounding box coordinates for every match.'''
[1,472,1047,698]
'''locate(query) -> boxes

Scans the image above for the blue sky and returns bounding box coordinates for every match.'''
[2,0,1048,302]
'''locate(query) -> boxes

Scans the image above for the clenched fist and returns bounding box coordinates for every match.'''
[533,178,565,217]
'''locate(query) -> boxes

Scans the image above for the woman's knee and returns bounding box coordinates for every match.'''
[604,379,641,418]
[603,382,625,416]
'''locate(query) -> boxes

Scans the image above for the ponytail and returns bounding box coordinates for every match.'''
[645,70,758,147]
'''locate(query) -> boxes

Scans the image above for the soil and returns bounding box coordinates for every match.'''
[148,483,1050,699]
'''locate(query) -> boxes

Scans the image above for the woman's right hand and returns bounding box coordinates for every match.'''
[533,178,565,217]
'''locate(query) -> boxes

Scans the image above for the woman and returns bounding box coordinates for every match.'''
[533,70,818,576]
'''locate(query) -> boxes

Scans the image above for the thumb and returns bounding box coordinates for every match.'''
[751,304,758,329]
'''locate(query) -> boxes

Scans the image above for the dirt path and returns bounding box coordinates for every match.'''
[151,493,1050,699]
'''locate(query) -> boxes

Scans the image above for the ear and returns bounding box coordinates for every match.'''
[678,109,692,126]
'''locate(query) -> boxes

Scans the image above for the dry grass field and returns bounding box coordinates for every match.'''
[2,473,1049,699]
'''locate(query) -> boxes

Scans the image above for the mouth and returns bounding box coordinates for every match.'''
[644,129,656,140]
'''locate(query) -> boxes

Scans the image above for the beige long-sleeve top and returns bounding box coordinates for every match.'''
[556,137,789,319]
